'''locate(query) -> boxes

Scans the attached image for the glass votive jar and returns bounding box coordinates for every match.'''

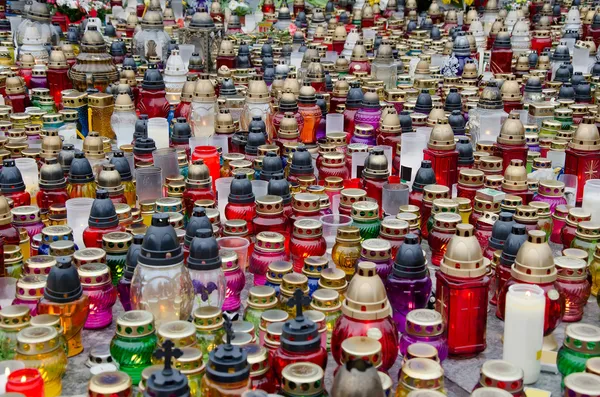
[557,323,600,379]
[279,273,310,317]
[264,321,284,357]
[244,285,279,334]
[396,358,445,397]
[88,371,132,397]
[571,221,600,264]
[399,309,448,362]
[23,255,56,276]
[11,205,44,240]
[221,249,245,313]
[155,320,197,356]
[551,204,570,244]
[73,247,106,268]
[29,314,68,357]
[318,267,348,300]
[265,260,293,296]
[310,288,342,351]
[0,305,31,360]
[259,309,288,346]
[78,263,117,330]
[340,336,382,370]
[472,360,525,397]
[562,208,592,248]
[302,256,328,296]
[563,373,600,397]
[14,326,68,397]
[554,256,591,322]
[246,343,279,393]
[12,274,46,315]
[173,347,205,397]
[102,231,133,286]
[192,306,225,364]
[4,244,23,278]
[110,310,158,385]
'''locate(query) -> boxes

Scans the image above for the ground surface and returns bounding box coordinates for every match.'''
[62,241,599,396]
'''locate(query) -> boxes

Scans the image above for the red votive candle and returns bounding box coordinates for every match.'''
[6,369,44,397]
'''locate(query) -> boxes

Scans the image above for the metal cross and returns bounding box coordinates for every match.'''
[224,316,234,345]
[287,288,311,318]
[154,340,183,372]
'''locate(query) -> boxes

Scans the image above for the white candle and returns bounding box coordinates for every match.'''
[503,284,546,384]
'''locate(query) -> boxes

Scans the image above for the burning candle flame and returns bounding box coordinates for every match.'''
[525,291,531,297]
[21,375,26,383]
[4,368,9,376]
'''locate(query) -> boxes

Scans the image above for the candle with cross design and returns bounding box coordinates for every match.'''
[271,288,328,381]
[200,317,251,396]
[144,340,191,396]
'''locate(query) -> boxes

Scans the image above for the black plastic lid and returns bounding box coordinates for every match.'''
[488,212,515,251]
[552,45,571,62]
[392,234,427,279]
[135,115,149,140]
[58,144,75,173]
[298,83,317,104]
[571,72,585,87]
[528,51,539,69]
[220,78,237,96]
[68,151,94,183]
[140,214,184,266]
[207,319,250,384]
[345,81,364,108]
[142,64,166,90]
[232,132,248,148]
[431,26,441,41]
[268,175,291,204]
[260,152,284,181]
[105,23,117,37]
[185,207,213,247]
[449,110,466,135]
[261,43,273,58]
[499,224,528,266]
[361,92,380,109]
[525,76,543,93]
[412,161,436,192]
[281,289,320,352]
[110,40,125,56]
[187,229,221,270]
[593,13,600,28]
[88,189,119,228]
[237,42,250,56]
[316,94,327,114]
[123,56,137,71]
[558,82,575,100]
[0,159,25,193]
[493,33,511,49]
[574,83,592,101]
[414,89,433,114]
[399,111,413,134]
[249,115,267,135]
[339,11,349,24]
[325,72,333,92]
[592,61,600,77]
[189,53,203,70]
[123,234,144,280]
[171,118,192,144]
[457,137,474,165]
[444,88,462,112]
[246,131,266,157]
[40,158,67,189]
[43,256,83,303]
[110,150,133,181]
[134,137,157,155]
[228,174,255,204]
[290,146,314,176]
[146,341,190,397]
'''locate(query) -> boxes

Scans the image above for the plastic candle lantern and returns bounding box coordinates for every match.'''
[290,193,322,223]
[82,190,125,249]
[78,263,117,330]
[554,256,591,322]
[249,232,289,286]
[7,363,51,397]
[351,201,381,241]
[564,116,600,204]
[183,207,212,260]
[331,261,398,371]
[436,224,491,357]
[279,274,311,318]
[201,318,251,396]
[562,208,592,248]
[386,234,432,333]
[0,159,31,207]
[193,306,225,364]
[272,289,328,379]
[485,212,515,262]
[557,323,600,379]
[571,221,600,264]
[457,169,485,203]
[531,180,568,214]
[117,234,143,312]
[67,152,96,199]
[0,305,31,360]
[206,240,237,302]
[12,275,45,315]
[130,214,194,326]
[87,371,132,397]
[36,159,70,214]
[5,77,31,113]
[472,360,525,396]
[102,231,132,286]
[496,231,565,336]
[265,261,293,296]
[501,160,532,205]
[331,226,362,280]
[225,174,256,232]
[290,219,327,273]
[495,113,528,172]
[187,228,226,311]
[253,195,291,244]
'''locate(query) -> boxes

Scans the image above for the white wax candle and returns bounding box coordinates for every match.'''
[503,284,546,384]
